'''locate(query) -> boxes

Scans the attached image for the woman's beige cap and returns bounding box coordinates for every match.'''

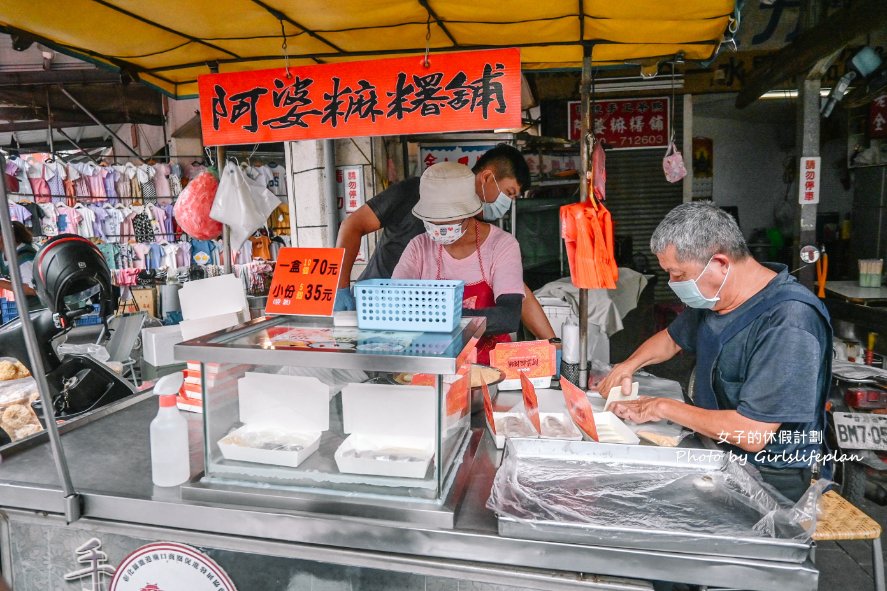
[413,162,482,223]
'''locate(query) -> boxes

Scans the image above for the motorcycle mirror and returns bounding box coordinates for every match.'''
[800,245,821,264]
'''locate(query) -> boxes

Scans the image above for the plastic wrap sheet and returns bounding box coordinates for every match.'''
[487,442,827,543]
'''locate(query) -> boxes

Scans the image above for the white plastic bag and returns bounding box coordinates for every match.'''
[57,343,110,363]
[210,162,280,249]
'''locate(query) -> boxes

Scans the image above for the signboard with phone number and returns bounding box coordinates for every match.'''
[568,97,670,150]
[833,412,887,451]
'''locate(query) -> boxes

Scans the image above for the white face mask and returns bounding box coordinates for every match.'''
[480,173,512,221]
[424,220,465,245]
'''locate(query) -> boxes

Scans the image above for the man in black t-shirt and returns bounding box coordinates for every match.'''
[335,144,558,341]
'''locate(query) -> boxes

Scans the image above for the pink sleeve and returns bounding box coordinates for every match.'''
[391,237,424,279]
[490,233,525,300]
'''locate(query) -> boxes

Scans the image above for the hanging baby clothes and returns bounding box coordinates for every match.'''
[169,163,183,196]
[4,158,21,193]
[190,239,216,266]
[147,243,164,270]
[80,162,106,199]
[249,234,272,261]
[38,203,58,236]
[97,243,120,270]
[71,163,91,198]
[43,160,67,201]
[150,204,167,241]
[152,162,171,205]
[26,159,50,202]
[114,164,132,199]
[266,161,285,197]
[132,209,155,243]
[7,202,31,225]
[131,243,150,269]
[89,204,107,239]
[128,163,142,200]
[136,164,156,202]
[102,203,124,242]
[73,203,95,238]
[162,242,178,270]
[102,164,118,202]
[176,241,192,267]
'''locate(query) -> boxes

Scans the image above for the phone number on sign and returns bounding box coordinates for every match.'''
[619,134,665,147]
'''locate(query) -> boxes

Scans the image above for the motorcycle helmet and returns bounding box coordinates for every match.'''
[32,234,113,327]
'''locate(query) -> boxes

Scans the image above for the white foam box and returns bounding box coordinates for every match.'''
[179,312,241,342]
[217,373,330,468]
[335,382,436,479]
[488,411,538,450]
[580,411,640,445]
[539,412,583,441]
[499,375,551,391]
[141,325,183,367]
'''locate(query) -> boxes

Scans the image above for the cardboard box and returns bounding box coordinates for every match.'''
[132,287,158,318]
[217,373,330,468]
[335,382,436,479]
[141,325,183,367]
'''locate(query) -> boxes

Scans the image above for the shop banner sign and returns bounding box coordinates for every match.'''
[198,49,521,146]
[798,157,820,204]
[568,97,670,150]
[265,247,345,316]
[110,542,238,591]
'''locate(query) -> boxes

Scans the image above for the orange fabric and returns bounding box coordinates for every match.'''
[561,200,618,289]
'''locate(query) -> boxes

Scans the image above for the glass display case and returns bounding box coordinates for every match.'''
[175,315,484,528]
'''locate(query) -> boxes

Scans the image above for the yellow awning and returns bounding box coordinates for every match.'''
[1,1,735,98]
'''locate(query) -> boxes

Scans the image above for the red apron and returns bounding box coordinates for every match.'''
[436,223,511,365]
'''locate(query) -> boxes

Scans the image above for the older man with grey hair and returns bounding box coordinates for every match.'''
[598,201,831,501]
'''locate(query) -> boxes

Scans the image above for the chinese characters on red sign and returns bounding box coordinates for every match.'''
[798,157,820,205]
[870,94,887,139]
[568,97,670,150]
[265,248,345,316]
[198,49,521,145]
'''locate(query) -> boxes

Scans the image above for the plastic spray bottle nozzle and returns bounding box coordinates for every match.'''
[159,395,177,408]
[154,371,185,396]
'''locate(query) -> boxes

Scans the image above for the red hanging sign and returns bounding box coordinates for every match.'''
[568,97,670,150]
[561,377,599,442]
[265,247,345,316]
[519,372,542,434]
[870,93,887,139]
[198,49,521,146]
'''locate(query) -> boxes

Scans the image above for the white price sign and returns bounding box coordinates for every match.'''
[833,412,887,451]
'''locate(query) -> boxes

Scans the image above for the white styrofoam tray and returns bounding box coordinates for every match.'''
[334,434,434,479]
[218,426,321,468]
[489,411,538,449]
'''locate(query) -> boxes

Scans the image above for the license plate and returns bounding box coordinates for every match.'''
[833,412,887,451]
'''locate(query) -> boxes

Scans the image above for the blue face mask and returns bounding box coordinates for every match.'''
[480,174,512,221]
[668,257,730,309]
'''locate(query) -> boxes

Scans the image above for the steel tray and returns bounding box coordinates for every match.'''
[492,439,813,564]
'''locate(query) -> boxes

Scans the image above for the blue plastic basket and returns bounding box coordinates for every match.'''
[354,279,464,333]
[74,304,102,327]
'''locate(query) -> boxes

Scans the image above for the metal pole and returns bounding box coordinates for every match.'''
[57,86,145,164]
[324,139,339,247]
[0,154,80,522]
[55,127,101,165]
[45,88,55,155]
[217,145,232,274]
[578,46,592,388]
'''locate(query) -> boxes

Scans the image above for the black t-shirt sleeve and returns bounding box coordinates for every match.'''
[734,301,827,424]
[666,308,701,353]
[366,177,421,228]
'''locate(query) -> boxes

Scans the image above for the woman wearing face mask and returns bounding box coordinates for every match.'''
[392,162,525,364]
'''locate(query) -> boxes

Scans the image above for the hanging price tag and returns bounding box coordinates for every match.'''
[561,377,598,442]
[519,372,542,434]
[265,247,345,316]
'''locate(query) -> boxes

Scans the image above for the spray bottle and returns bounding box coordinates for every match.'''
[149,372,190,487]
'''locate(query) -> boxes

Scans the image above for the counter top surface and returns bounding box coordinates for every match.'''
[0,387,818,591]
[827,280,887,301]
